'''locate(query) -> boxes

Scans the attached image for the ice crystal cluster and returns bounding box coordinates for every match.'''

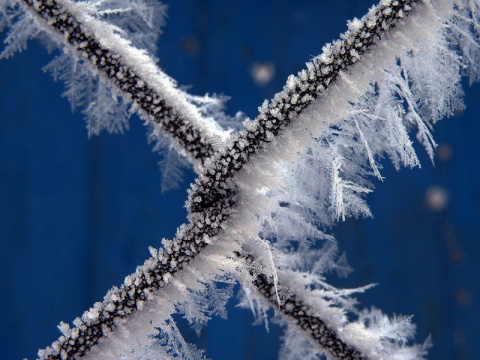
[1,0,480,359]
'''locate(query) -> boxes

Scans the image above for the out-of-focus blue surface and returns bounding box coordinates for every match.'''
[0,1,479,359]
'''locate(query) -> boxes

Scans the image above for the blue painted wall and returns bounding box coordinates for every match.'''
[0,1,479,359]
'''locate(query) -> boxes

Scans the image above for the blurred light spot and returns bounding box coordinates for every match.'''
[181,37,199,55]
[455,288,471,306]
[250,62,275,86]
[442,224,465,264]
[436,143,453,162]
[425,186,449,211]
[453,328,467,346]
[451,248,465,264]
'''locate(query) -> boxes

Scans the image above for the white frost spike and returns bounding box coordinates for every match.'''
[0,1,43,59]
[331,157,372,221]
[341,308,431,360]
[390,67,438,162]
[150,129,192,192]
[237,285,271,330]
[347,17,363,32]
[66,0,167,55]
[353,116,383,180]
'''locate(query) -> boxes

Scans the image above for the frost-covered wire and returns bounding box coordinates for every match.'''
[13,0,229,163]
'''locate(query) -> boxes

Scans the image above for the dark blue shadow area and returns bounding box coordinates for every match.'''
[0,1,479,359]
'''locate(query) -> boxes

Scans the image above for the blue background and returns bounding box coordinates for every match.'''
[1,0,479,359]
